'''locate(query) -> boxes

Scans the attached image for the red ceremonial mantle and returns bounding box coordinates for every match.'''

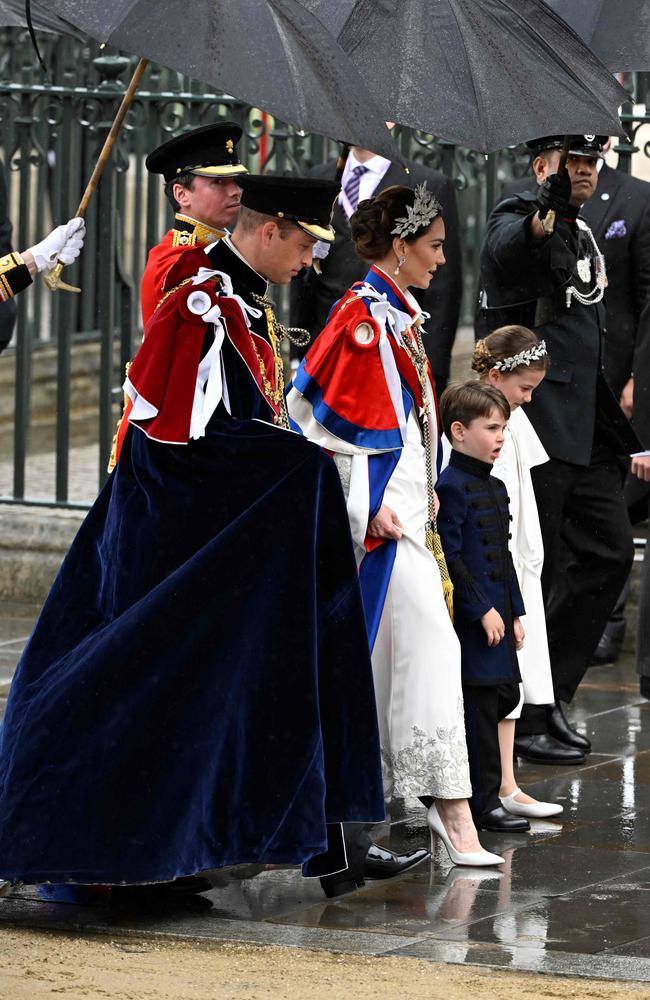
[127,249,278,444]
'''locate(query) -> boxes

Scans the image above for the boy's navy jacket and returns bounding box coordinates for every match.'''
[436,449,525,686]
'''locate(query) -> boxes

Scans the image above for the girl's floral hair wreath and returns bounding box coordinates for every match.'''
[493,341,548,372]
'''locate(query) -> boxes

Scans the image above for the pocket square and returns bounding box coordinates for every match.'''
[605,219,627,239]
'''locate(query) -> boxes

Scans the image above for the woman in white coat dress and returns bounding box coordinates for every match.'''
[288,184,503,866]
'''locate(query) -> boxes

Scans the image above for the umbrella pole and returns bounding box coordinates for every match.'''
[543,134,573,235]
[45,57,149,292]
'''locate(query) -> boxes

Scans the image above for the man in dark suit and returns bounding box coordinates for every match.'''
[290,145,462,393]
[480,134,642,765]
[628,302,650,697]
[581,157,650,401]
[581,157,650,664]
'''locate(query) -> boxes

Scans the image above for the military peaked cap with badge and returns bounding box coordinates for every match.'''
[238,175,339,243]
[525,134,607,159]
[146,122,248,181]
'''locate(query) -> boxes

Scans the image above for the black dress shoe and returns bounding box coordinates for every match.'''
[363,843,430,880]
[546,702,591,752]
[514,732,586,765]
[641,677,650,700]
[319,871,365,898]
[476,806,530,833]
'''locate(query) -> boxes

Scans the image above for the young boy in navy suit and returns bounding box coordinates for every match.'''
[436,382,528,833]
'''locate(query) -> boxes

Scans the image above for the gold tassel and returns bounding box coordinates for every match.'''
[426,527,454,622]
[107,362,132,474]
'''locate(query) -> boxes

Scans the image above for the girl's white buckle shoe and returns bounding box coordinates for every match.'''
[499,787,563,818]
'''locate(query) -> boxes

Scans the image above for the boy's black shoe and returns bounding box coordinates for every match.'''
[476,806,530,833]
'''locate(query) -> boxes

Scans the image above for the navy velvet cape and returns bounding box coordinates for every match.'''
[0,417,385,884]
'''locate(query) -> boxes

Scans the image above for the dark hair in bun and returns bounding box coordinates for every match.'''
[351,184,442,262]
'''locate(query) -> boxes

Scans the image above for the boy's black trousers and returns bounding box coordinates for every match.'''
[463,682,520,819]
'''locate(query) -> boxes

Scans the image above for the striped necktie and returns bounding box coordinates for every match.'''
[344,164,368,213]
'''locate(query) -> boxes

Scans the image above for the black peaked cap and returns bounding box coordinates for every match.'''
[146,122,247,181]
[526,134,607,158]
[238,175,340,242]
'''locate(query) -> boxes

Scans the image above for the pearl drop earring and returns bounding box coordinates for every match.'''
[394,254,406,276]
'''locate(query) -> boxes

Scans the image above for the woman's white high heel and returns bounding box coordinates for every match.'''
[428,804,504,867]
[499,787,563,818]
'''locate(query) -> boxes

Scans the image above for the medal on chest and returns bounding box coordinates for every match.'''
[576,257,591,284]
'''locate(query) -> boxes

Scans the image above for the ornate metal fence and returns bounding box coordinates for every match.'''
[0,29,647,508]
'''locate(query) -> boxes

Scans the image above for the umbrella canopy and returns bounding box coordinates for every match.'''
[0,0,84,37]
[546,0,650,72]
[301,0,626,151]
[44,0,402,162]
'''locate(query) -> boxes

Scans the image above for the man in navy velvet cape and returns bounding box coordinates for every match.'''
[0,175,398,900]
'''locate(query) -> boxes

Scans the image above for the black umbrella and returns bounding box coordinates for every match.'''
[0,0,84,36]
[546,0,650,72]
[301,0,626,151]
[45,0,401,162]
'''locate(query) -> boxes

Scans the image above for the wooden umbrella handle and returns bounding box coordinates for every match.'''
[76,57,149,219]
[46,57,149,291]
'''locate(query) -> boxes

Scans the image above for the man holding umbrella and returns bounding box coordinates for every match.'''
[480,134,641,764]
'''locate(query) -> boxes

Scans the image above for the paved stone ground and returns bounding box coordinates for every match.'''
[2,580,650,984]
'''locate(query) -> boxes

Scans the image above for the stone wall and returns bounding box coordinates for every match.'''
[0,504,85,602]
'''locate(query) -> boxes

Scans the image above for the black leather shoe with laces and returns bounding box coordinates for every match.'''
[514,732,586,765]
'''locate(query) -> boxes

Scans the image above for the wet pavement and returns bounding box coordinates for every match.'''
[1,645,650,984]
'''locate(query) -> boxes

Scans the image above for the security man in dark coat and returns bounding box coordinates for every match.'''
[480,135,642,765]
[290,146,463,393]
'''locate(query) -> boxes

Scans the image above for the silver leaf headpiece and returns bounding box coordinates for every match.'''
[493,340,548,372]
[391,183,442,238]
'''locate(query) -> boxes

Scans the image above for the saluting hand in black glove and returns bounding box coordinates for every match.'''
[536,171,571,219]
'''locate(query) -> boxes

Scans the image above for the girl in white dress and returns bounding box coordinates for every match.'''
[473,327,562,819]
[288,184,502,865]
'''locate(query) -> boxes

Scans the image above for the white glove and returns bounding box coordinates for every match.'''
[27,218,86,272]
